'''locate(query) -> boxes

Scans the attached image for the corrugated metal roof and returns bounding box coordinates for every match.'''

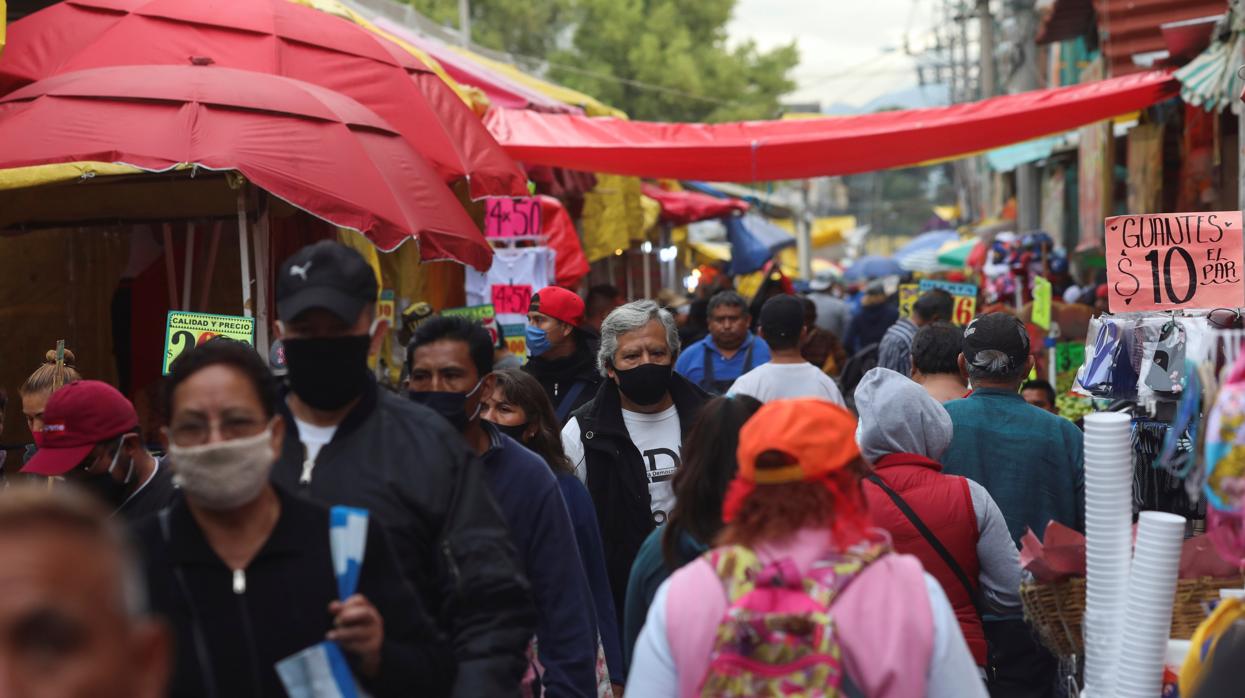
[1095,0,1227,75]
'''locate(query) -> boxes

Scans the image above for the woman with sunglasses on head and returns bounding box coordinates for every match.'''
[133,339,453,697]
[480,369,623,695]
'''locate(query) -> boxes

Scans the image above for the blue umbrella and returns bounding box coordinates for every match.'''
[723,214,795,276]
[894,230,960,259]
[843,255,904,281]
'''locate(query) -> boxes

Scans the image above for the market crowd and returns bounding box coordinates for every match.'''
[0,239,1112,697]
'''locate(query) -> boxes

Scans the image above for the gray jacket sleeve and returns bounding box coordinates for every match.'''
[968,480,1024,614]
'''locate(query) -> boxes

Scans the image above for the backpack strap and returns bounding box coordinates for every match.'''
[705,545,766,603]
[865,473,978,605]
[554,380,588,424]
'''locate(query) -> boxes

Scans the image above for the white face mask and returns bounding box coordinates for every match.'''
[168,426,276,511]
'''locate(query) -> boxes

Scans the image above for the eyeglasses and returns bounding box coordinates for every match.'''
[1208,308,1243,330]
[168,416,268,447]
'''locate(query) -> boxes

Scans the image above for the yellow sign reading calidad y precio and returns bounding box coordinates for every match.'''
[162,311,256,375]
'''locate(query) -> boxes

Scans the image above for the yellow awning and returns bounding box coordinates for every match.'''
[0,161,147,190]
[771,215,856,248]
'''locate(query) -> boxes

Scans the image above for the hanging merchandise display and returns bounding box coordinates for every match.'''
[465,246,556,327]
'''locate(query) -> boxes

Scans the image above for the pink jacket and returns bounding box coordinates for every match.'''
[663,528,935,697]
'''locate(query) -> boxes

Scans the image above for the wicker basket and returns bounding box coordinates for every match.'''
[1019,576,1244,657]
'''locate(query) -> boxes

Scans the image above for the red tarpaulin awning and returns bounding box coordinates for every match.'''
[0,0,528,198]
[485,70,1179,182]
[0,64,492,269]
[640,183,749,225]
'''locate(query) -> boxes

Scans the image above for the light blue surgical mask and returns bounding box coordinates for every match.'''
[526,325,552,357]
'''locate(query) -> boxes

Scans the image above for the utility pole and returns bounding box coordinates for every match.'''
[458,0,471,47]
[977,0,995,218]
[1014,1,1042,233]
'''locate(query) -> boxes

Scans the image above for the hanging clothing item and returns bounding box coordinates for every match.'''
[467,247,556,324]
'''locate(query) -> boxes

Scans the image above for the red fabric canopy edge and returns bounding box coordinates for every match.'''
[485,70,1179,182]
[640,183,748,226]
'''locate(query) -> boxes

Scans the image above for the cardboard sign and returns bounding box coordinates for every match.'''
[500,323,527,362]
[491,284,532,316]
[1032,277,1052,331]
[1105,211,1244,312]
[917,279,978,325]
[442,304,499,344]
[1056,341,1086,373]
[376,290,396,330]
[163,311,255,375]
[898,284,919,318]
[484,197,542,238]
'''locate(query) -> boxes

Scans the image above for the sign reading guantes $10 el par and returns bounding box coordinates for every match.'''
[1105,211,1244,312]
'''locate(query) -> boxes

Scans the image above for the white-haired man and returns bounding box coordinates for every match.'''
[562,300,709,621]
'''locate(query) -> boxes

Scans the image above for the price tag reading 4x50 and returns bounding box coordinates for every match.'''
[162,311,255,375]
[485,197,542,238]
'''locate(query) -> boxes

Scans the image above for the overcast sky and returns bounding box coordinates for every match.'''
[728,0,940,110]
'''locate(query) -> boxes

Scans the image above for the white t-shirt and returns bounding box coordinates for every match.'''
[293,416,338,484]
[563,405,682,526]
[728,362,845,405]
[465,247,556,325]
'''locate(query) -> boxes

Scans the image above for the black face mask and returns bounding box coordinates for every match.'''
[283,336,372,411]
[614,362,673,406]
[409,379,484,433]
[487,420,529,443]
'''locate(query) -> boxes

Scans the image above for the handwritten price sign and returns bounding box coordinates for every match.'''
[491,284,533,316]
[918,279,978,325]
[1106,211,1244,312]
[485,197,542,238]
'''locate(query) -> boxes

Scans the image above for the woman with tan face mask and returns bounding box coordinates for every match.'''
[132,339,453,697]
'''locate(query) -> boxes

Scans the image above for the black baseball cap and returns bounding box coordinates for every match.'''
[962,312,1030,373]
[759,294,805,343]
[276,241,378,324]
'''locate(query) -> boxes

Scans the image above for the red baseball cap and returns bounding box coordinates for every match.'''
[22,381,138,477]
[530,286,585,327]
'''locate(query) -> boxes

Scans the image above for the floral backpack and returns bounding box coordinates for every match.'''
[697,541,887,698]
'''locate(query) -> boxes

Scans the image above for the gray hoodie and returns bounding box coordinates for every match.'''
[855,367,953,462]
[854,367,1023,614]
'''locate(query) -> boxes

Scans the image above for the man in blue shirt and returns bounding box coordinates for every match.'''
[941,312,1085,544]
[674,290,771,394]
[408,316,599,698]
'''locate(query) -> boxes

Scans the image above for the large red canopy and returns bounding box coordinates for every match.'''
[0,0,527,198]
[0,65,492,270]
[486,70,1180,182]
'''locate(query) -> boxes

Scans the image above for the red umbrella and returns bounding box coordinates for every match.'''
[0,64,492,270]
[0,0,526,198]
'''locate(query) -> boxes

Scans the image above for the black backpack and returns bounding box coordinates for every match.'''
[838,342,879,413]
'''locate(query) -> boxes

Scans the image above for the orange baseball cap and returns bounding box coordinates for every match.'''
[736,399,860,485]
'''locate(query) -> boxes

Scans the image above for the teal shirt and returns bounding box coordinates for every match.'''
[941,387,1085,544]
[622,526,708,673]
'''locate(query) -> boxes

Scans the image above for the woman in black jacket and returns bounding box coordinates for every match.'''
[133,339,453,697]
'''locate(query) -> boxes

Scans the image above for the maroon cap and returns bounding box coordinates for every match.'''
[529,286,585,327]
[22,381,138,477]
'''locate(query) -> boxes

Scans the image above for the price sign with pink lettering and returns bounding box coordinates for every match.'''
[1105,211,1244,312]
[485,197,542,238]
[491,284,532,316]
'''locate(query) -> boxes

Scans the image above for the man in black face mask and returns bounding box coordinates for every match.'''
[20,380,175,520]
[408,316,600,697]
[560,300,709,622]
[270,241,536,697]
